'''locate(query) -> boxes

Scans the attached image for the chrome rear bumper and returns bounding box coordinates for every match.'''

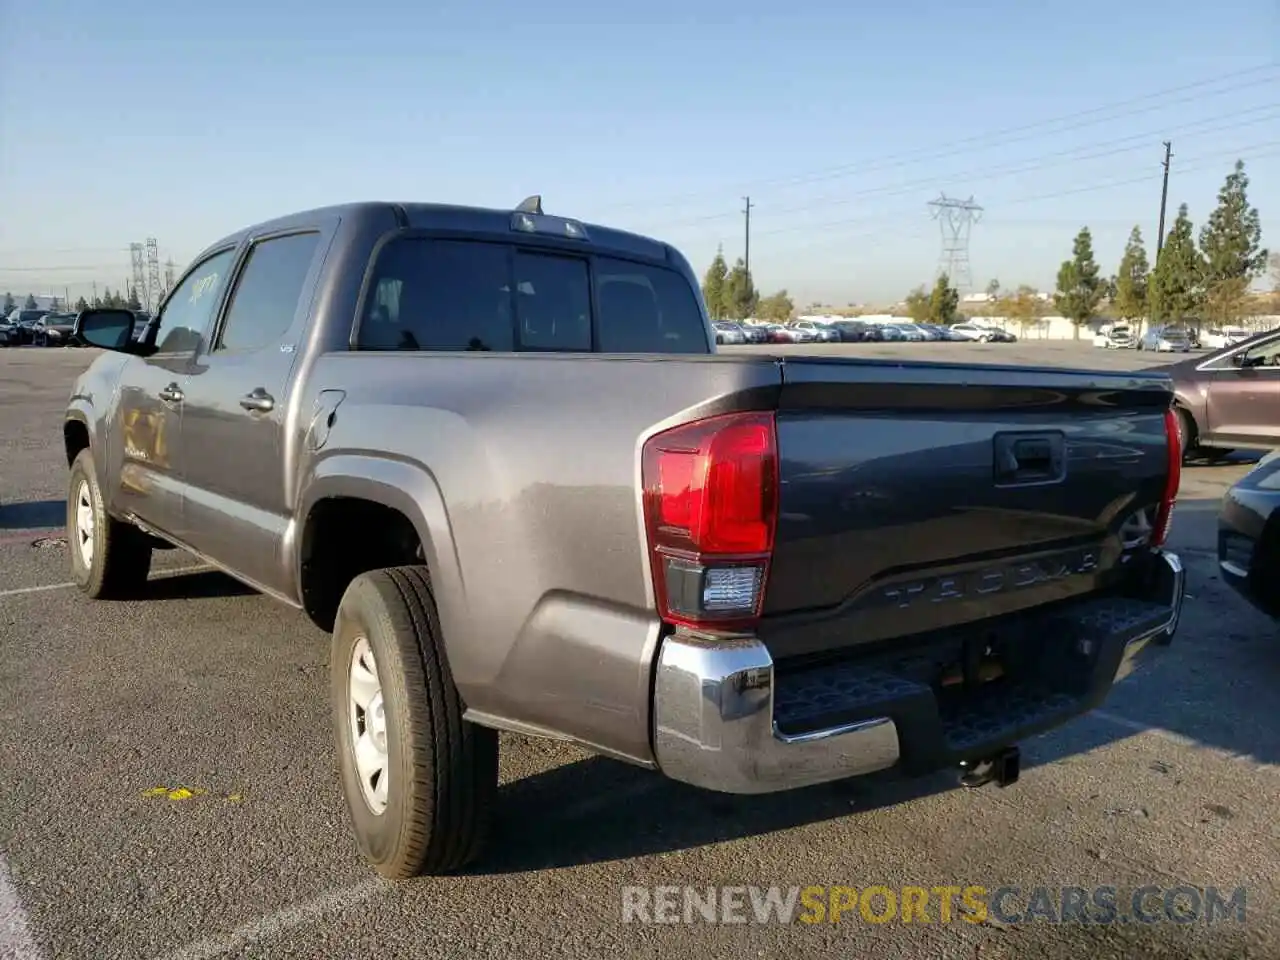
[652,550,1185,794]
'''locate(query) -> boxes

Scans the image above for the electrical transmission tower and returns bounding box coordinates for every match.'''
[129,243,148,310]
[927,194,983,292]
[145,238,162,310]
[163,258,176,298]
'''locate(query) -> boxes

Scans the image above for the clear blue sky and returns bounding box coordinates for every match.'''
[1,0,1277,305]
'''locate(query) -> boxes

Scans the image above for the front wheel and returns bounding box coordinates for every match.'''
[332,566,498,878]
[67,449,153,598]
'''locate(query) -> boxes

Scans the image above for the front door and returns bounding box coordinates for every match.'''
[1207,333,1280,446]
[108,248,238,538]
[177,229,326,598]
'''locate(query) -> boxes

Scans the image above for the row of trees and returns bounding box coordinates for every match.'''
[700,246,795,322]
[2,287,146,315]
[1052,159,1268,335]
[894,160,1272,334]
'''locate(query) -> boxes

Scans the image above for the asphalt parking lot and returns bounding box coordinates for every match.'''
[1,342,1276,960]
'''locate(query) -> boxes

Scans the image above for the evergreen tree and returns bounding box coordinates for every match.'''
[1114,226,1150,322]
[74,296,90,312]
[927,274,959,324]
[1053,227,1104,337]
[701,247,729,320]
[725,258,758,320]
[1149,205,1204,323]
[23,294,38,309]
[1199,160,1268,328]
[1,292,14,314]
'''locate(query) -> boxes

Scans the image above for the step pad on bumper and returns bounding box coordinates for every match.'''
[772,595,1173,769]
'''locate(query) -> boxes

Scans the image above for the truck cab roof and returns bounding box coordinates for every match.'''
[200,200,678,271]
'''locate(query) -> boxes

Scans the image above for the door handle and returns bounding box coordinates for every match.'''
[158,384,184,404]
[239,389,275,413]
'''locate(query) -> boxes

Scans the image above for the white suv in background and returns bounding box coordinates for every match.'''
[949,322,994,342]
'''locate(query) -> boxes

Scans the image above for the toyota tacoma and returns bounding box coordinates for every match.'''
[64,197,1186,878]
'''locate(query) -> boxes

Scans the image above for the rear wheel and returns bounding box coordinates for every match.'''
[1174,408,1196,462]
[332,566,498,878]
[67,449,153,598]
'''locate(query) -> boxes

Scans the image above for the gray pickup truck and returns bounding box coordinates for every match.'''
[65,198,1187,878]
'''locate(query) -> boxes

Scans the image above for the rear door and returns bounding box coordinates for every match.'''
[176,228,328,596]
[1205,331,1280,445]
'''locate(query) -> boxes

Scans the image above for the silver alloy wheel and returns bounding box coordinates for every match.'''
[348,637,389,814]
[74,480,95,567]
[1119,508,1156,549]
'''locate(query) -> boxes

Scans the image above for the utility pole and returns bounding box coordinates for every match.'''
[1156,141,1173,259]
[742,196,753,278]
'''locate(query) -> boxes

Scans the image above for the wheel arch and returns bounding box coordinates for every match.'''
[296,455,464,635]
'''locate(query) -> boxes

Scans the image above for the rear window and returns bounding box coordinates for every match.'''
[357,238,707,354]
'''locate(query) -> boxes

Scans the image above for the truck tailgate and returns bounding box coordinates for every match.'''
[761,357,1175,660]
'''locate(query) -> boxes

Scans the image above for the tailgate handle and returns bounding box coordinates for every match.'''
[994,431,1065,485]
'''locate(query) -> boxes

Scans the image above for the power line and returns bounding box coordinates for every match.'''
[754,140,1280,253]
[650,104,1280,231]
[596,62,1278,214]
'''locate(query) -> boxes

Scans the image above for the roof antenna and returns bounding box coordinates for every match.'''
[515,195,543,215]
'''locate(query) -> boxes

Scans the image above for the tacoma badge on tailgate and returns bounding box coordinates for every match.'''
[879,547,1100,610]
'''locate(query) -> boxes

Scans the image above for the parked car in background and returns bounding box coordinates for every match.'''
[0,315,16,346]
[792,320,839,342]
[831,320,870,342]
[920,323,960,341]
[1201,326,1250,350]
[896,321,937,341]
[1139,326,1192,352]
[1161,326,1280,460]
[883,323,922,341]
[1218,449,1280,619]
[35,313,79,346]
[763,323,798,343]
[949,322,994,342]
[713,321,746,345]
[1094,325,1136,349]
[738,322,770,344]
[3,308,49,345]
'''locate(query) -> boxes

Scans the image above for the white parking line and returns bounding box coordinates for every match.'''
[0,855,46,960]
[0,565,213,600]
[152,878,390,960]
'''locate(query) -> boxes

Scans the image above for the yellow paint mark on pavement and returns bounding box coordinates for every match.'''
[140,786,212,801]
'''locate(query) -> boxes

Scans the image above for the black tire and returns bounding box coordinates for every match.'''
[331,566,498,878]
[67,448,153,598]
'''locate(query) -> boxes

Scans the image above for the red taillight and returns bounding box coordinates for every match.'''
[1152,407,1181,547]
[641,412,779,631]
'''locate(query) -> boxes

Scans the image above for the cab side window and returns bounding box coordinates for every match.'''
[154,249,237,355]
[216,233,321,354]
[358,238,514,352]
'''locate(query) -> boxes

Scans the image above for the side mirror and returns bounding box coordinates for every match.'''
[73,309,140,352]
